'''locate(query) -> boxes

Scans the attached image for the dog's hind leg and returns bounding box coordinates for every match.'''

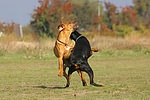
[81,62,104,87]
[63,59,70,83]
[65,65,77,88]
[77,70,89,86]
[63,64,68,82]
[73,64,89,86]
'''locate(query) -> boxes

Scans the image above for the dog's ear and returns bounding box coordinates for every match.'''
[61,17,64,24]
[58,24,65,31]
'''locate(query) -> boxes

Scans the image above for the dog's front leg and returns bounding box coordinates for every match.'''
[58,57,64,76]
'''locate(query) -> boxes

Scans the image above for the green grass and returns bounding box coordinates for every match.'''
[0,51,150,100]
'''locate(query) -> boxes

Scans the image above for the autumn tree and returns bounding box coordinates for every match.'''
[31,0,73,37]
[49,0,73,36]
[102,2,118,30]
[133,0,150,27]
[31,0,51,37]
[120,6,137,26]
[0,21,14,34]
[72,3,97,29]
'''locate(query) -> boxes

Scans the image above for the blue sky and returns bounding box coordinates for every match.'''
[0,0,133,27]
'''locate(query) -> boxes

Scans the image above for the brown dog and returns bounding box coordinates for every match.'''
[53,21,76,76]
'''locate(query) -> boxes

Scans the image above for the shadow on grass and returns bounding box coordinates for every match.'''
[32,85,66,89]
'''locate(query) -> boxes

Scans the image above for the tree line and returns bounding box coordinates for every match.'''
[1,0,150,38]
[30,0,99,37]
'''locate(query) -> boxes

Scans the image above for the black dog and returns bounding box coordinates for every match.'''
[65,30,104,87]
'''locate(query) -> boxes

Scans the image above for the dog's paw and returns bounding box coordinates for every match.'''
[58,71,63,76]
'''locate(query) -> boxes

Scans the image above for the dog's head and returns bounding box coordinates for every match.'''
[58,21,79,32]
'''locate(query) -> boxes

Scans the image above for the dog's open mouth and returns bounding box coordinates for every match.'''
[73,25,79,30]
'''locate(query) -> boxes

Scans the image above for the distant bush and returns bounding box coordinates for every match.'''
[113,25,134,37]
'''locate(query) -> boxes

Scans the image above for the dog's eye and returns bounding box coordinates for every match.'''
[69,22,71,24]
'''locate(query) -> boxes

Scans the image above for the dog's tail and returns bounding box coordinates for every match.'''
[91,48,99,52]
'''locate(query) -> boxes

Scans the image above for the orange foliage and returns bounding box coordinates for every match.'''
[63,3,72,14]
[120,6,137,24]
[45,0,49,7]
[32,0,51,20]
[0,21,15,34]
[103,2,119,27]
[92,15,99,24]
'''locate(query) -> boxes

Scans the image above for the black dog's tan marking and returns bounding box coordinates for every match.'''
[65,30,104,87]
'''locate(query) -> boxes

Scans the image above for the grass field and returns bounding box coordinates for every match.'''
[0,51,150,100]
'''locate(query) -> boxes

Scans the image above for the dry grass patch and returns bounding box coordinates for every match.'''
[0,33,54,53]
[0,31,150,56]
[88,31,150,50]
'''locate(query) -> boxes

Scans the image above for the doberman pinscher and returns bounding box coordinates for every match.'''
[65,30,104,87]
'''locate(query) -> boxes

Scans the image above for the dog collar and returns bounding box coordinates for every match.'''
[57,39,68,46]
[76,35,84,41]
